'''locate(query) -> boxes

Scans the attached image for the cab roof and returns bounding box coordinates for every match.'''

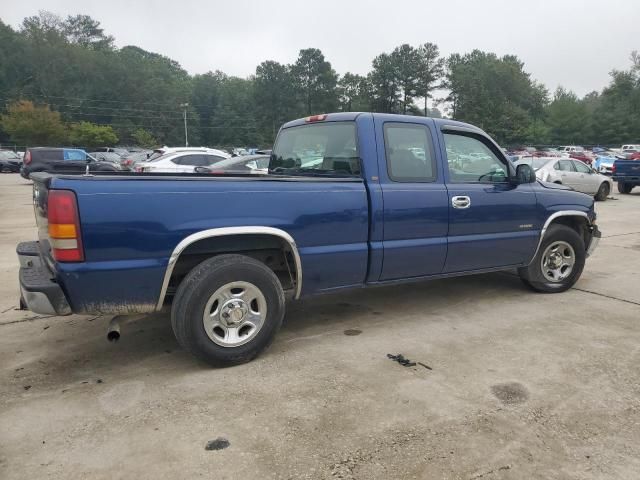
[281,112,482,133]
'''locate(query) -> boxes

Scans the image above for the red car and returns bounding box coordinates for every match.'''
[569,152,593,165]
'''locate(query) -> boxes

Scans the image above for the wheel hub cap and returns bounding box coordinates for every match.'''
[220,300,248,326]
[202,281,267,348]
[541,241,575,283]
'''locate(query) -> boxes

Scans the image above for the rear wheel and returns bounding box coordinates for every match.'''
[618,182,633,194]
[518,224,585,293]
[171,254,285,367]
[595,182,610,201]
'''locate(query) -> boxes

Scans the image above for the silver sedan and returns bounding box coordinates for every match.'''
[516,157,613,201]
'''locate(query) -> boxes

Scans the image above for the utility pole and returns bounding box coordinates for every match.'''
[180,103,189,147]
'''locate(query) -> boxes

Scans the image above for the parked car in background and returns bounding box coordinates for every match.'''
[558,145,584,154]
[515,157,612,200]
[136,149,231,173]
[0,150,22,172]
[93,147,130,157]
[624,150,640,160]
[621,144,640,153]
[612,159,640,194]
[593,151,623,174]
[20,147,120,179]
[120,150,152,170]
[536,148,564,157]
[88,151,125,168]
[194,155,270,174]
[569,152,593,165]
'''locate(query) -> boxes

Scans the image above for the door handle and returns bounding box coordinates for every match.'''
[452,196,471,209]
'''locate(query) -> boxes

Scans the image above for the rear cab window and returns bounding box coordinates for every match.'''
[384,123,436,182]
[271,122,360,177]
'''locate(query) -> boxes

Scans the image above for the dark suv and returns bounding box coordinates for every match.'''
[20,147,120,179]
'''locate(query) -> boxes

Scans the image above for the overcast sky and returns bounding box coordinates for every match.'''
[2,0,639,98]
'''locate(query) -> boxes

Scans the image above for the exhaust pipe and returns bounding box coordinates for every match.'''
[107,318,121,342]
[106,314,146,342]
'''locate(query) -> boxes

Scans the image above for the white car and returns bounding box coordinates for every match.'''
[137,149,231,173]
[516,157,613,201]
[621,144,640,153]
[557,145,584,154]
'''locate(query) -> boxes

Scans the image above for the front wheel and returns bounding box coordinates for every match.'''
[617,182,633,194]
[518,224,585,293]
[171,254,285,366]
[595,182,610,201]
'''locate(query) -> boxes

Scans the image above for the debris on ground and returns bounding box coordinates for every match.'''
[387,353,415,367]
[387,354,433,370]
[205,437,230,451]
[343,329,362,336]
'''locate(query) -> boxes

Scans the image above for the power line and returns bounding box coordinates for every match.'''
[0,90,222,109]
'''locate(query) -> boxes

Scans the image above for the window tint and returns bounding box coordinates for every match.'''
[443,133,507,183]
[271,122,360,176]
[573,161,591,173]
[206,155,225,165]
[384,123,436,182]
[63,150,86,161]
[555,160,575,172]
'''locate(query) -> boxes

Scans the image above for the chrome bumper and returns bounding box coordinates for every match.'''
[586,225,601,257]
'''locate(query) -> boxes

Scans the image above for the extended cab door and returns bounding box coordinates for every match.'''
[375,117,449,280]
[439,127,539,273]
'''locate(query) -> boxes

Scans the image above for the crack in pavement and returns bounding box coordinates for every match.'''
[573,287,640,307]
[602,231,640,239]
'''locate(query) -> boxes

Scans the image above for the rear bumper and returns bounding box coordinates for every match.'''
[17,241,71,316]
[612,176,640,183]
[586,224,601,257]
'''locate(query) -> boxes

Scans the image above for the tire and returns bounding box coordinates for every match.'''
[617,182,633,194]
[171,254,285,367]
[595,182,610,201]
[518,224,585,293]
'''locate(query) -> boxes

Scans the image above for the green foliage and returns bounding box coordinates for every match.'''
[443,50,548,144]
[0,100,66,145]
[130,129,157,148]
[69,121,118,147]
[291,48,338,115]
[337,73,371,112]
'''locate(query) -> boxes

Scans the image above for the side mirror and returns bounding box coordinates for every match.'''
[515,164,537,184]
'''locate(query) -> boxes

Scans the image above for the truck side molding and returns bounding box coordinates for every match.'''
[155,226,303,310]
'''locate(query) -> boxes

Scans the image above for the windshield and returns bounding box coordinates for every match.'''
[0,151,20,160]
[271,122,360,177]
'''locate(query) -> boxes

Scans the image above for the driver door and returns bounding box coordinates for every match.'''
[440,129,539,273]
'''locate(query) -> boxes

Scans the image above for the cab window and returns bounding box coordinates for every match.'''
[443,132,508,183]
[384,123,436,182]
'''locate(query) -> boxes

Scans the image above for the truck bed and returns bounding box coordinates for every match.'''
[30,172,370,314]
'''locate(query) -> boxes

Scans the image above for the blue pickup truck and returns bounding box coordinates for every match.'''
[18,113,601,366]
[612,159,640,193]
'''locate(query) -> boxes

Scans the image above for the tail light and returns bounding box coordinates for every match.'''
[24,150,32,165]
[611,163,616,174]
[47,190,84,262]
